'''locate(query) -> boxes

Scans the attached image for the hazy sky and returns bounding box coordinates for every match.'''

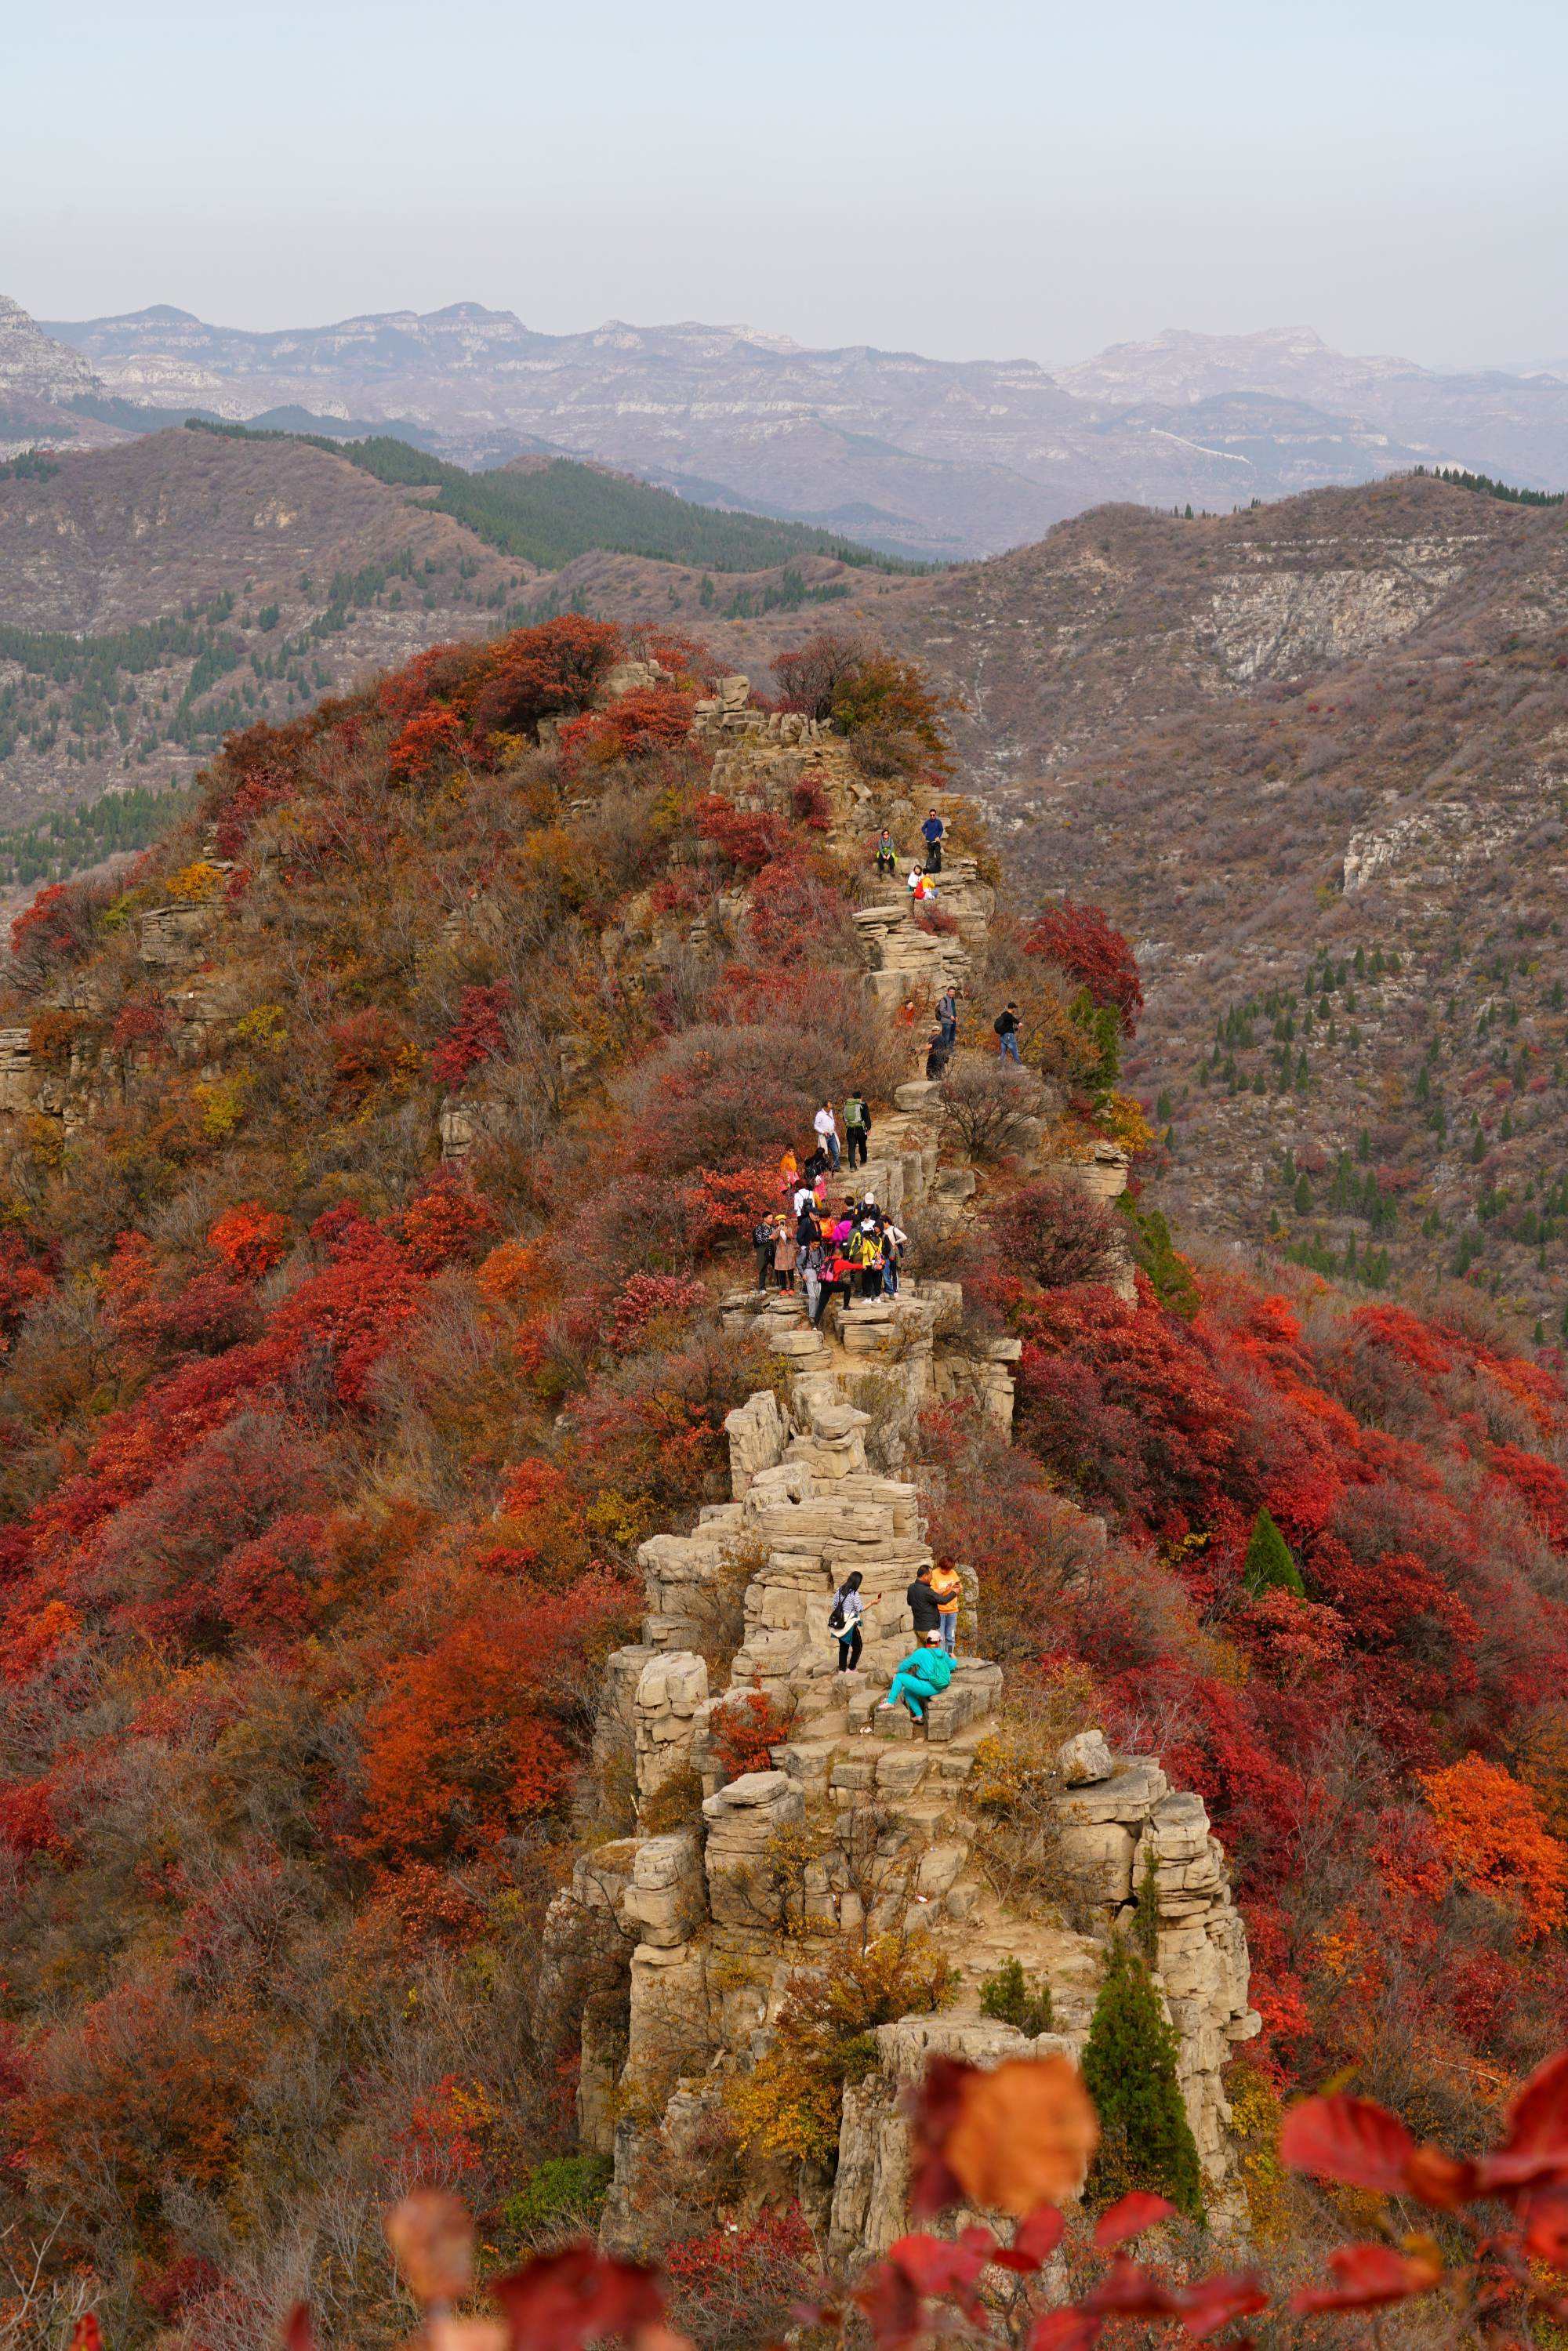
[5,0,1565,368]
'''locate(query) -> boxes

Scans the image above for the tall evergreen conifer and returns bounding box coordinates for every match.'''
[1082,1936,1204,2219]
[1243,1506,1305,1597]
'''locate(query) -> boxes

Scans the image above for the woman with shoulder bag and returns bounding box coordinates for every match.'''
[829,1570,864,1672]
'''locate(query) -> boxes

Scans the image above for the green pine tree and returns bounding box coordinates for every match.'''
[1082,1936,1204,2219]
[1243,1506,1305,1598]
[1292,1173,1312,1215]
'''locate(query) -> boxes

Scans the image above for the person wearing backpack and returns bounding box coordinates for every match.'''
[753,1215,778,1290]
[879,1630,954,1721]
[813,1100,840,1170]
[994,1003,1022,1064]
[843,1089,872,1170]
[881,1218,907,1297]
[829,1569,865,1672]
[921,808,945,874]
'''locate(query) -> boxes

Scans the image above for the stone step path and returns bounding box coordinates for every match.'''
[539,706,1259,2261]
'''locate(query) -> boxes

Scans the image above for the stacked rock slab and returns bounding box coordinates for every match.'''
[539,702,1260,2257]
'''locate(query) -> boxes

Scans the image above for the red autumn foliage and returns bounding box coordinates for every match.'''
[463,615,622,742]
[390,706,469,782]
[561,684,696,767]
[206,1202,289,1281]
[431,984,511,1090]
[710,1683,792,1780]
[692,793,793,875]
[1025,898,1144,1032]
[110,990,170,1053]
[9,880,91,978]
[394,1175,500,1272]
[0,1230,52,1341]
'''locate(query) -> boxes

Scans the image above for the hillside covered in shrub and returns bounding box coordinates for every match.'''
[2,615,1568,2343]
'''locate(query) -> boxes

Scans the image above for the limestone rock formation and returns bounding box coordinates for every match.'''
[544,724,1259,2266]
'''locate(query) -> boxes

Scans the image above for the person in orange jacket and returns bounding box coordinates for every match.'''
[928,1561,962,1656]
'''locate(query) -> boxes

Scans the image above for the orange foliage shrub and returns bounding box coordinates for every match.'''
[1419,1754,1568,1939]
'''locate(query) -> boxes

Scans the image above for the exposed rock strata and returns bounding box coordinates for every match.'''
[542,707,1258,2264]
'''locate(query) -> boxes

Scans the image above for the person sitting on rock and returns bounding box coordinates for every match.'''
[880,1631,954,1720]
[874,829,898,879]
[925,1025,953,1080]
[906,1563,942,1638]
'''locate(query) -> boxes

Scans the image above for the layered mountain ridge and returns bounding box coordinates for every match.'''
[11,294,1568,558]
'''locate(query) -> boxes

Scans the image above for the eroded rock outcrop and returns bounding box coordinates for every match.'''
[545,712,1259,2264]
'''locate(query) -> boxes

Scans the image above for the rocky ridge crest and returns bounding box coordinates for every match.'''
[535,695,1261,2262]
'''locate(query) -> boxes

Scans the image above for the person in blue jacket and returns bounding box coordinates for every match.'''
[921,808,945,873]
[879,1631,954,1721]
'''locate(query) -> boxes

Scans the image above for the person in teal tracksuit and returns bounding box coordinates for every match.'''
[879,1631,954,1722]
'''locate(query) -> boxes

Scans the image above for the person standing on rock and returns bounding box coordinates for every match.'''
[906,1563,942,1638]
[936,988,958,1050]
[800,1228,827,1327]
[922,808,945,873]
[843,1088,872,1170]
[829,1569,865,1673]
[814,1099,841,1171]
[994,1003,1022,1064]
[851,1224,883,1301]
[753,1214,779,1290]
[773,1219,798,1292]
[881,1217,907,1297]
[880,1630,953,1721]
[929,1560,962,1655]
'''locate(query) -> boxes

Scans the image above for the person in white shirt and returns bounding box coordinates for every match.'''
[813,1100,840,1170]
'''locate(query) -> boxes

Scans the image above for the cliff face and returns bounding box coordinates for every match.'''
[536,723,1259,2261]
[0,295,94,408]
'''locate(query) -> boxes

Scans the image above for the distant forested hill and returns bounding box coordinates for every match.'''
[186,420,927,573]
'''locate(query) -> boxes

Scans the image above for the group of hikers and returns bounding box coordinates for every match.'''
[753,1109,909,1327]
[874,804,948,889]
[739,812,1027,1720]
[828,1561,962,1722]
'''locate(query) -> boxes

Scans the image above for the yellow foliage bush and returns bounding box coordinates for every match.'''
[166,860,225,903]
[231,1003,289,1053]
[725,1934,954,2168]
[1225,2060,1290,2245]
[194,1077,248,1140]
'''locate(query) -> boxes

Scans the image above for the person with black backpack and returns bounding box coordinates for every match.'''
[829,1569,865,1672]
[994,1002,1022,1064]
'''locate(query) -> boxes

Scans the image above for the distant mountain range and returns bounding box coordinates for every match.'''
[4,296,1566,557]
